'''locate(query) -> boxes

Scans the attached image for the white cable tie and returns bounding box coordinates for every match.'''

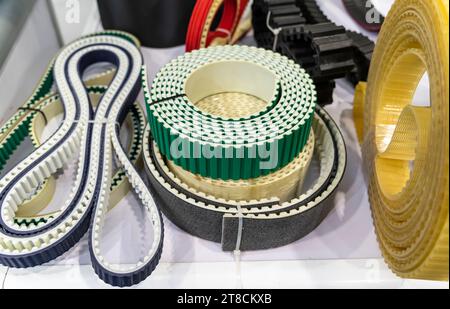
[266,11,282,51]
[234,203,244,289]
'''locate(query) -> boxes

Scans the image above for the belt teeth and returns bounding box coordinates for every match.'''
[142,43,346,252]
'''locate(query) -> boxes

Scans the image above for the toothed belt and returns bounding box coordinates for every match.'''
[142,45,347,251]
[0,32,163,287]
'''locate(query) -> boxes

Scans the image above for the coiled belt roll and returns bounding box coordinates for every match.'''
[355,0,449,280]
[186,0,250,52]
[144,45,316,181]
[143,105,346,251]
[0,32,163,287]
[252,0,376,94]
[142,45,346,251]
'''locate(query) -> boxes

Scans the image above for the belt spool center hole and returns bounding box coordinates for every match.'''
[375,51,431,197]
[185,60,277,119]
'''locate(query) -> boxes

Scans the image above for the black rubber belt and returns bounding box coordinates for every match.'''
[342,0,384,32]
[252,0,376,92]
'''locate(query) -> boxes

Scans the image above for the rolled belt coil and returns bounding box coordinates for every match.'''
[167,91,315,203]
[294,0,376,85]
[16,86,145,228]
[185,0,250,52]
[0,69,143,223]
[252,0,356,105]
[355,0,449,280]
[144,45,317,181]
[0,32,163,287]
[143,104,346,251]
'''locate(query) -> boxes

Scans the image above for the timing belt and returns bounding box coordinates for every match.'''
[142,45,346,251]
[0,31,163,287]
[252,0,356,105]
[294,0,376,85]
[252,0,376,98]
[1,70,144,227]
[354,0,448,280]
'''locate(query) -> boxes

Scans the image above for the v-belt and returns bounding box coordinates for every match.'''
[0,32,163,287]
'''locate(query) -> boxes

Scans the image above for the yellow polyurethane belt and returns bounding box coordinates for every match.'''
[1,70,145,226]
[354,0,449,280]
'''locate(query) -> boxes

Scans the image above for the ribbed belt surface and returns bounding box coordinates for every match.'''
[185,0,250,52]
[354,0,449,280]
[142,44,346,251]
[2,81,145,228]
[144,45,316,181]
[167,90,315,203]
[167,130,314,203]
[294,0,376,85]
[0,32,164,287]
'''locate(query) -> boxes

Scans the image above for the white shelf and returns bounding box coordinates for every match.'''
[2,260,448,289]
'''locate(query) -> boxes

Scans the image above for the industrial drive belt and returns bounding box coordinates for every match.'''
[252,0,376,96]
[252,0,356,105]
[145,45,316,180]
[141,45,346,251]
[1,81,145,228]
[143,106,346,251]
[0,32,163,287]
[185,0,250,52]
[293,0,376,85]
[354,0,448,280]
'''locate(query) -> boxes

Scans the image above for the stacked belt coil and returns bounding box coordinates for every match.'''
[142,45,346,251]
[186,0,250,52]
[292,0,375,85]
[0,32,164,287]
[252,0,376,105]
[354,0,449,280]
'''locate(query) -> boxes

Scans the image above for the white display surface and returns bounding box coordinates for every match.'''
[0,0,447,289]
